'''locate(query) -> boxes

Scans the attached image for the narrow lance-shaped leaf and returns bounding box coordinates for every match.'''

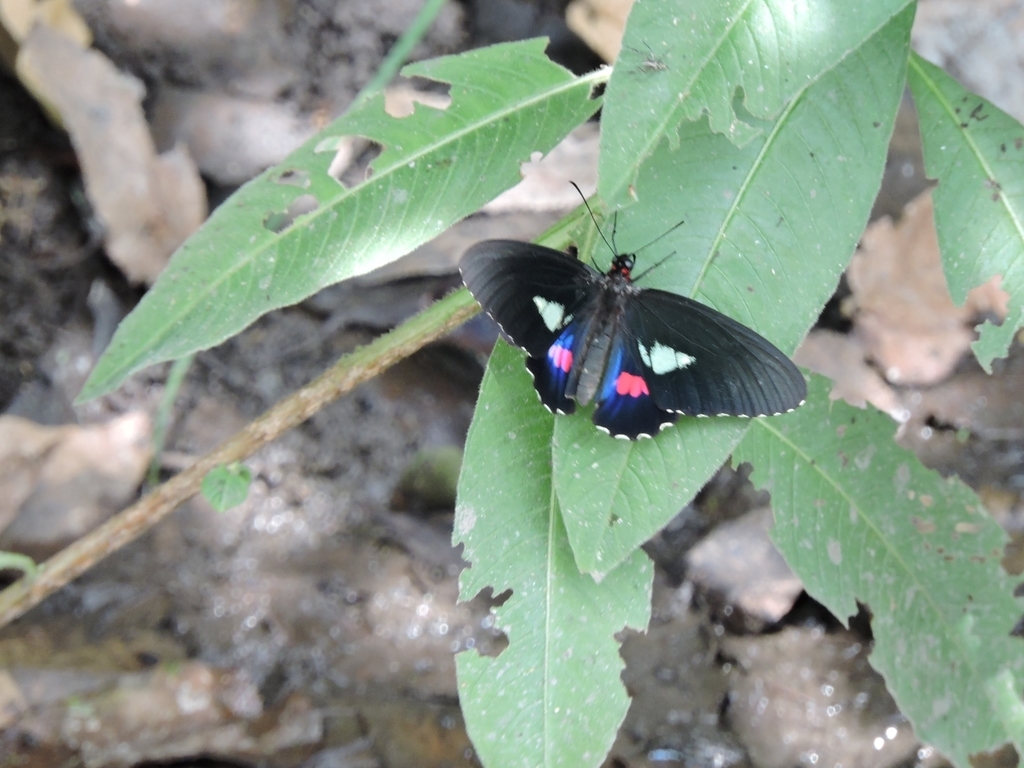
[554,4,913,577]
[599,0,913,207]
[455,342,652,768]
[907,53,1024,371]
[80,39,602,400]
[735,374,1024,766]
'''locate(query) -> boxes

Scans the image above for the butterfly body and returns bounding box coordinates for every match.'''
[531,253,635,407]
[461,240,805,439]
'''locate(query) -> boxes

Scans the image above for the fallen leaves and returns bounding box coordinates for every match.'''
[0,412,151,560]
[847,191,1007,385]
[17,25,206,283]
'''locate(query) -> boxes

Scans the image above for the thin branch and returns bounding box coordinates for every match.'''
[0,288,480,628]
[353,0,450,108]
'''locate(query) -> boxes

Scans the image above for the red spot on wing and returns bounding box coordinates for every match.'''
[615,371,650,398]
[548,344,573,373]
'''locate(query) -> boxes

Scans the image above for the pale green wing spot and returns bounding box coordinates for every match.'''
[638,341,695,374]
[533,296,568,332]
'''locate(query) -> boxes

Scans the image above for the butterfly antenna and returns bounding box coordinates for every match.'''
[570,181,618,257]
[631,220,686,281]
[632,251,676,282]
[634,217,686,254]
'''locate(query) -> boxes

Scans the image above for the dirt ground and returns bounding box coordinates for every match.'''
[2,1,1024,767]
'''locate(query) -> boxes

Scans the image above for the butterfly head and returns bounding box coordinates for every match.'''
[610,253,636,280]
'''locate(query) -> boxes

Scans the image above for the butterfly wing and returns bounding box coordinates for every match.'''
[624,289,806,417]
[524,328,580,415]
[591,331,678,439]
[460,240,596,357]
[462,240,805,435]
[461,240,603,415]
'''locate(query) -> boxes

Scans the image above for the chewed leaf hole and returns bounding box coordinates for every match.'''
[458,586,511,658]
[316,135,376,184]
[384,76,452,117]
[275,168,310,188]
[334,141,384,189]
[262,193,319,233]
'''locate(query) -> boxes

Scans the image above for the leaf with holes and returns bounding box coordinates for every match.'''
[455,341,653,768]
[908,53,1024,371]
[80,39,602,400]
[599,0,914,207]
[735,374,1024,766]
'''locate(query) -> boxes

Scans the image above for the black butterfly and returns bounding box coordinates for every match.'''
[460,239,806,440]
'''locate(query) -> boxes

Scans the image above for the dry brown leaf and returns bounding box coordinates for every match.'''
[16,24,206,283]
[0,0,91,67]
[794,329,900,415]
[566,0,632,62]
[0,412,152,560]
[483,122,599,214]
[0,415,70,535]
[848,191,1007,385]
[686,507,804,631]
[151,87,317,186]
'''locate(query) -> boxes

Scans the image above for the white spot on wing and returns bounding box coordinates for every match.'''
[532,296,566,332]
[638,340,695,374]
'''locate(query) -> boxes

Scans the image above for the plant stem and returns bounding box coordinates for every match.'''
[353,0,451,108]
[147,353,193,486]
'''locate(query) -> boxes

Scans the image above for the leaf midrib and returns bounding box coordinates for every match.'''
[544,479,558,767]
[687,6,910,301]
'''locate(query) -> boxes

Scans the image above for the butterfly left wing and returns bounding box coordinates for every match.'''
[462,240,601,415]
[623,289,806,417]
[460,240,595,358]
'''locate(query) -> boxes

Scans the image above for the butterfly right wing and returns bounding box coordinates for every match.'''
[624,289,806,417]
[590,329,679,438]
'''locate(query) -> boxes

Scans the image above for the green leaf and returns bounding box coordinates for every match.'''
[201,463,253,512]
[734,374,1024,766]
[455,342,652,768]
[599,0,914,206]
[907,53,1024,371]
[986,669,1024,744]
[80,39,602,400]
[554,3,913,577]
